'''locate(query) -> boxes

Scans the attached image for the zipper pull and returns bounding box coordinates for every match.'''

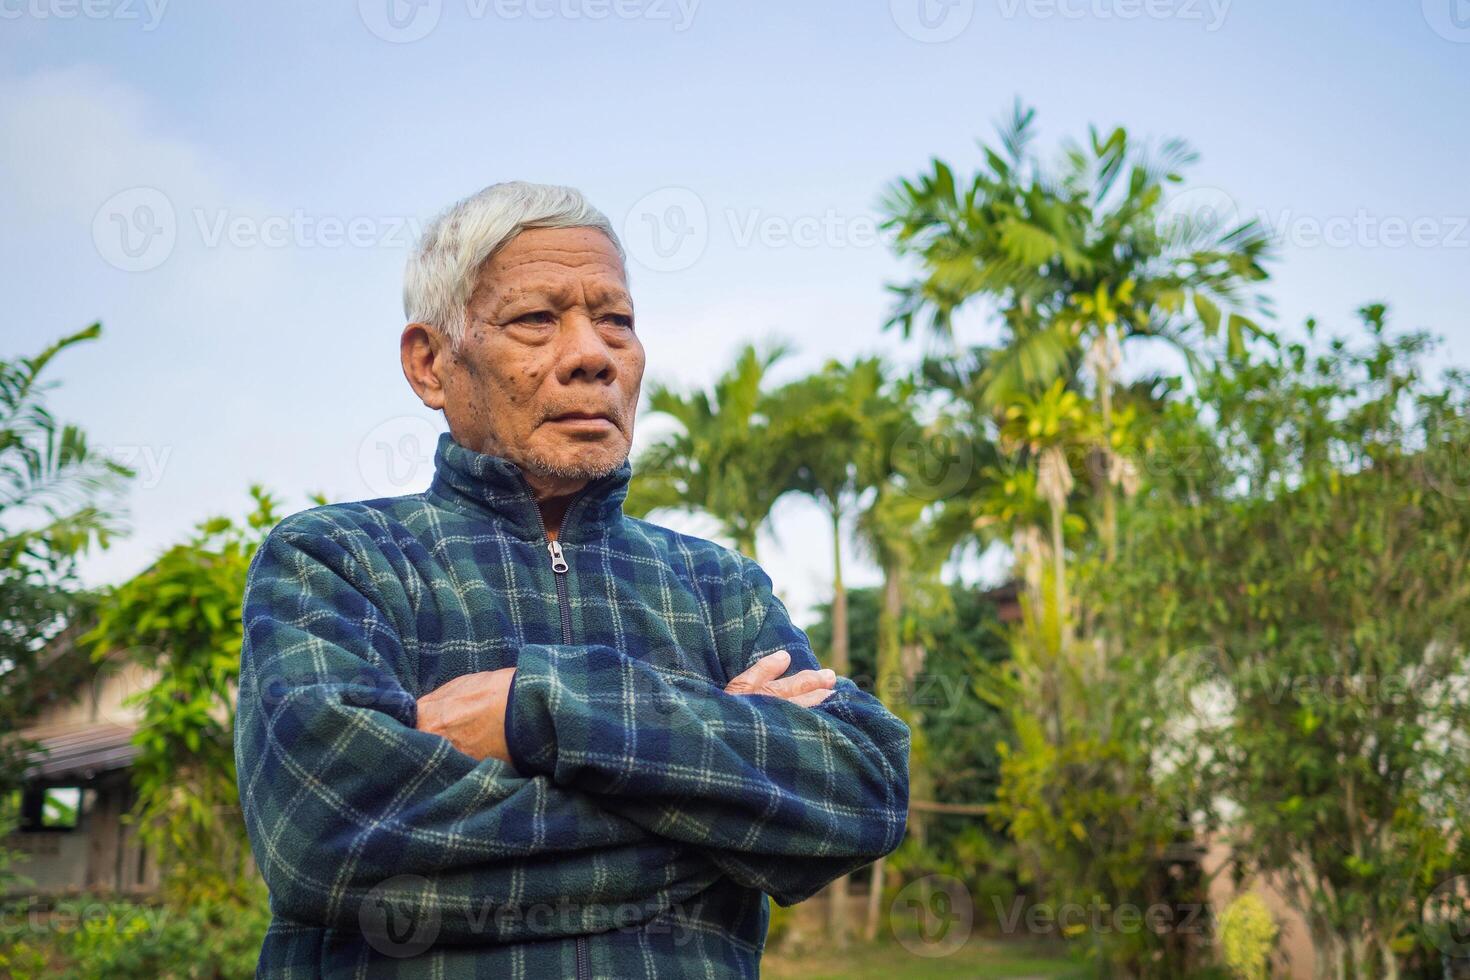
[547,539,569,574]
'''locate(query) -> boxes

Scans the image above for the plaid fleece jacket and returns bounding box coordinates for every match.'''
[234,433,910,978]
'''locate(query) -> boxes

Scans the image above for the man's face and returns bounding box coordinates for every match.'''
[429,226,644,490]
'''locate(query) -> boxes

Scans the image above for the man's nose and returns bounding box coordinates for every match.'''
[555,312,616,384]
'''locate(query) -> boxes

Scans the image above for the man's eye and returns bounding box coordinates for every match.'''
[513,311,555,325]
[603,314,634,329]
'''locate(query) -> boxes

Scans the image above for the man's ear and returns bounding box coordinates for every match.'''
[401,322,449,410]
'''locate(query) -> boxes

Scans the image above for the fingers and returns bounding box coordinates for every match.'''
[766,668,836,700]
[724,651,839,709]
[788,688,836,708]
[724,649,791,693]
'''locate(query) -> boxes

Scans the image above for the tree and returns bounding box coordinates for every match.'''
[626,341,797,560]
[881,101,1273,557]
[768,357,960,945]
[769,357,895,948]
[878,105,1284,974]
[83,487,287,907]
[0,324,130,802]
[808,582,1018,935]
[773,357,891,678]
[1098,308,1470,978]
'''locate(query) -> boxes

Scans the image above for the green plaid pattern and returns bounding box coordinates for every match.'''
[234,433,910,978]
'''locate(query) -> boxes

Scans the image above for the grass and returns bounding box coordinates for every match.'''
[761,938,1089,979]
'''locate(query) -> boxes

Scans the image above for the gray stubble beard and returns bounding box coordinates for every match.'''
[515,443,628,484]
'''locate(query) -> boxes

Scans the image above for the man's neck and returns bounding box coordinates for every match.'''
[526,478,589,541]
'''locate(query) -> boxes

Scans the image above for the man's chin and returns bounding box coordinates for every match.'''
[516,442,628,483]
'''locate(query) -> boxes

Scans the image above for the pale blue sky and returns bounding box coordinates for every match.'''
[3,1,1468,623]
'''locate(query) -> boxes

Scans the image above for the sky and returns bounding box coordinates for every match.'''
[2,0,1468,626]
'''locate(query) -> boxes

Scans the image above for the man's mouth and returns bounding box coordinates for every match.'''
[548,411,616,430]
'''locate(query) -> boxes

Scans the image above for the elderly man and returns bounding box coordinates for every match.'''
[233,181,910,978]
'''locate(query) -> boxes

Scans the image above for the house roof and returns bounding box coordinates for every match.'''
[14,721,139,782]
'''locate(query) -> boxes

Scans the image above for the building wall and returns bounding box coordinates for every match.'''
[1203,837,1316,979]
[5,658,162,897]
[29,659,159,729]
[3,775,157,897]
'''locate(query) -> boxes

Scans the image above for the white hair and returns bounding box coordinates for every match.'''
[403,180,625,346]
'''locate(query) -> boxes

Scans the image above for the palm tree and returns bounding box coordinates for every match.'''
[770,357,890,677]
[0,323,131,800]
[995,380,1094,630]
[852,396,981,943]
[770,357,925,948]
[1,323,130,572]
[881,101,1274,558]
[625,341,796,560]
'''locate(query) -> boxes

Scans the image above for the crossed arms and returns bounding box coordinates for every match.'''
[233,519,911,944]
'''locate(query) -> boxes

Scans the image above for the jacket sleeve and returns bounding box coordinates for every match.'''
[233,516,719,945]
[505,555,911,906]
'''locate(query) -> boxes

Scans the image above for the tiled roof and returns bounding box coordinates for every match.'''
[13,721,139,781]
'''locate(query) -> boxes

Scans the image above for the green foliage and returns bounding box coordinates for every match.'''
[627,340,797,558]
[809,584,1017,905]
[0,936,51,980]
[886,824,1020,924]
[0,887,271,980]
[0,322,132,573]
[1217,894,1277,980]
[81,487,281,906]
[983,584,1207,976]
[811,582,1011,808]
[880,101,1273,406]
[1098,307,1470,977]
[0,324,131,792]
[878,106,1287,977]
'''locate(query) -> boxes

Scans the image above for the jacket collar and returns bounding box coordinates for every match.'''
[427,432,633,544]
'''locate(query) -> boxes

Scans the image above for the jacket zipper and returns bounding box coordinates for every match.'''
[524,479,592,980]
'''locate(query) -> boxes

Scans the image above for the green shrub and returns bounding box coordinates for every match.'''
[0,936,52,980]
[24,889,271,980]
[1217,894,1277,980]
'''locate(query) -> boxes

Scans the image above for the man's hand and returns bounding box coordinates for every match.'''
[415,667,517,763]
[724,650,836,707]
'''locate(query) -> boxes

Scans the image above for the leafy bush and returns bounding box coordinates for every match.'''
[1217,894,1277,980]
[4,890,270,980]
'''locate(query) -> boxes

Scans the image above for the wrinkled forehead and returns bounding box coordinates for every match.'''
[471,227,630,307]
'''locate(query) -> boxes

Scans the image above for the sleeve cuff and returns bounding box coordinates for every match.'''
[504,646,557,777]
[502,669,526,773]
